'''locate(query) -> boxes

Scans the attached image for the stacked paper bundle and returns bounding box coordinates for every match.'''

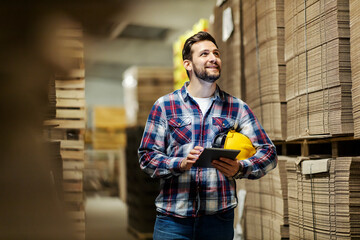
[285,0,353,140]
[334,157,360,238]
[285,156,301,239]
[350,0,360,138]
[44,21,86,240]
[123,67,174,127]
[242,0,286,141]
[125,126,159,237]
[243,156,289,239]
[286,157,360,239]
[301,159,334,239]
[212,0,242,99]
[47,76,57,120]
[92,107,127,149]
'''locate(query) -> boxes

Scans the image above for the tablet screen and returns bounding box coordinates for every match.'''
[193,148,240,168]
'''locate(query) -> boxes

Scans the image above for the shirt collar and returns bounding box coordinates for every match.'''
[180,81,225,103]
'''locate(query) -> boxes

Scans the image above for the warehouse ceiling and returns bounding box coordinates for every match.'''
[84,0,217,80]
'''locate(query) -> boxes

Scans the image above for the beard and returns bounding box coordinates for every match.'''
[193,64,221,83]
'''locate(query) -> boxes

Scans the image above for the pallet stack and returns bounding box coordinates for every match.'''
[285,0,353,139]
[122,67,174,238]
[123,66,174,127]
[241,0,286,141]
[350,0,360,138]
[125,126,159,239]
[212,0,242,99]
[286,156,360,239]
[243,156,289,239]
[44,21,86,240]
[92,106,127,150]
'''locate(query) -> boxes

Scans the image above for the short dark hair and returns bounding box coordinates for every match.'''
[182,31,218,61]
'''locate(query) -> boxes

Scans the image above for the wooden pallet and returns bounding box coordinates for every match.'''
[274,135,360,158]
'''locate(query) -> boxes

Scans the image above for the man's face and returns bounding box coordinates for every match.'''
[189,40,221,83]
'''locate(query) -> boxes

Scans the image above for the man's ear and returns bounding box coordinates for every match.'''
[183,60,192,72]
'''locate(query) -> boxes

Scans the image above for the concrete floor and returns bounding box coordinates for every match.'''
[85,195,137,240]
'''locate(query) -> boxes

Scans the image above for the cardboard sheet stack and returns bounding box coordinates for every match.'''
[285,0,353,140]
[123,67,174,127]
[350,0,360,138]
[47,76,57,120]
[44,21,86,240]
[92,107,127,149]
[212,0,242,99]
[243,156,289,239]
[286,157,360,239]
[242,0,287,141]
[125,126,159,238]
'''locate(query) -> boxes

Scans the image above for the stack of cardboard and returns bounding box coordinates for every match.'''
[123,67,174,127]
[125,126,159,238]
[47,76,57,120]
[350,0,360,138]
[243,156,289,239]
[334,157,360,238]
[286,157,360,239]
[92,107,127,149]
[300,158,334,239]
[242,0,286,141]
[212,0,242,99]
[285,0,353,140]
[285,156,301,239]
[44,21,86,240]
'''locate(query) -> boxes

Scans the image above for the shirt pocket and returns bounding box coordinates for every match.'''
[212,117,234,133]
[168,117,192,144]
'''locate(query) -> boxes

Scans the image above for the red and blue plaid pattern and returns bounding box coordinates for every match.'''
[138,82,277,217]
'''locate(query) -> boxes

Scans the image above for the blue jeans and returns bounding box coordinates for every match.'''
[153,209,234,240]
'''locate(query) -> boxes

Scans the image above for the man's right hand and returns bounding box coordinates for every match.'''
[180,146,204,171]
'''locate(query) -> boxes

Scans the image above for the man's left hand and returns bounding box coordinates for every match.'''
[212,158,242,177]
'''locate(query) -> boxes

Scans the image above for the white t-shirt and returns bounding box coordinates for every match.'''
[192,96,213,115]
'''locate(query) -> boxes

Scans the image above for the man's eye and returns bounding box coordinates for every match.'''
[200,52,208,56]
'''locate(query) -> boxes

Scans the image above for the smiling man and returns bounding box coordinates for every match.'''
[138,31,277,240]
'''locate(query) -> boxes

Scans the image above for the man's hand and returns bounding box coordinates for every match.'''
[212,157,242,177]
[180,146,204,171]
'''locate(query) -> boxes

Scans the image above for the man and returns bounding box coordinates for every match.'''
[138,31,277,240]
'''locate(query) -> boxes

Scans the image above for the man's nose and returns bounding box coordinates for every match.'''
[209,53,217,62]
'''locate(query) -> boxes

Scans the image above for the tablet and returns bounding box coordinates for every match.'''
[193,148,240,168]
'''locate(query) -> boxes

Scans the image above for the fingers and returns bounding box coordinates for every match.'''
[194,146,204,151]
[219,157,237,166]
[212,158,240,177]
[181,147,204,171]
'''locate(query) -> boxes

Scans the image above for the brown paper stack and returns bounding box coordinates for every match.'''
[123,67,174,127]
[212,0,242,99]
[285,156,301,239]
[334,157,360,238]
[285,0,353,140]
[44,21,86,240]
[243,156,289,239]
[92,107,127,149]
[242,0,286,141]
[286,157,360,239]
[350,0,360,138]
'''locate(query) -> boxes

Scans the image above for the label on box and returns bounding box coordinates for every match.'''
[222,7,234,42]
[301,159,330,175]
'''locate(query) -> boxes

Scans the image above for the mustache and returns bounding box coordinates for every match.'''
[206,64,219,68]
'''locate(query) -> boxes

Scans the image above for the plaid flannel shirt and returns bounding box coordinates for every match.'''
[138,82,277,217]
